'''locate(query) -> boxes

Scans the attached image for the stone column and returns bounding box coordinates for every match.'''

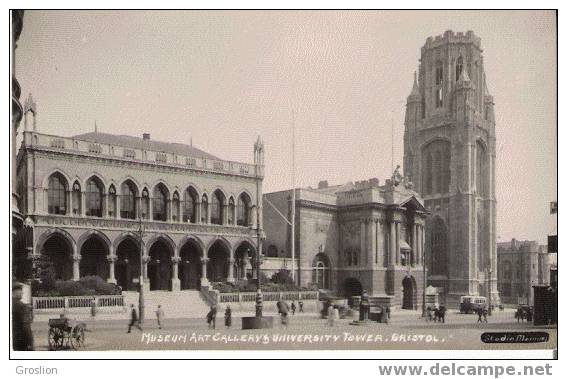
[107,254,117,284]
[395,222,401,266]
[81,191,86,216]
[66,190,72,216]
[206,203,211,224]
[369,219,377,266]
[412,223,417,267]
[227,258,235,283]
[360,220,366,266]
[171,256,180,291]
[389,221,396,267]
[420,225,425,266]
[149,198,154,221]
[72,253,81,281]
[201,257,210,286]
[166,199,172,222]
[195,201,201,224]
[222,204,228,225]
[142,247,149,280]
[116,194,122,219]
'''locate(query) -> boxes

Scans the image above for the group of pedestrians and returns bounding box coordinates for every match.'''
[476,307,489,323]
[425,306,446,323]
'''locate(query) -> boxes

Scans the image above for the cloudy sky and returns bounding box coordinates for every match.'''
[16,10,556,244]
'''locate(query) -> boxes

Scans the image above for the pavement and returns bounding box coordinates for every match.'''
[30,308,556,351]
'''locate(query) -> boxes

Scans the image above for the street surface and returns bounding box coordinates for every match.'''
[31,309,556,351]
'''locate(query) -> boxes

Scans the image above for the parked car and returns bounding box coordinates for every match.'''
[459,295,487,314]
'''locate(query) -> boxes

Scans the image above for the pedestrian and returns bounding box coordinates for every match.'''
[438,306,445,323]
[526,307,533,323]
[12,282,34,351]
[426,306,432,322]
[155,305,164,329]
[207,305,217,329]
[90,297,97,319]
[127,304,142,333]
[477,307,483,323]
[333,305,340,324]
[224,305,232,329]
[482,307,488,323]
[433,307,438,322]
[298,301,304,313]
[386,306,391,324]
[291,301,296,315]
[327,302,335,326]
[277,301,289,327]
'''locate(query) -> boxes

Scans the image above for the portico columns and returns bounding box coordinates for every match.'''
[171,256,180,291]
[107,253,117,284]
[195,201,202,224]
[395,222,401,266]
[412,223,417,266]
[201,257,209,283]
[227,258,235,283]
[389,221,396,267]
[72,251,80,281]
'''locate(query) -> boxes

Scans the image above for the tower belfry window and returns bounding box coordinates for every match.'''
[435,62,443,108]
[456,56,463,82]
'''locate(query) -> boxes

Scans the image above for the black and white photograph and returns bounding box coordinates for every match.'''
[9,7,558,367]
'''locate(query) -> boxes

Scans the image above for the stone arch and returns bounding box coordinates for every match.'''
[82,172,107,193]
[234,238,256,280]
[36,228,76,253]
[36,228,76,281]
[41,168,72,189]
[117,176,141,194]
[150,180,173,196]
[207,238,232,282]
[342,277,363,303]
[146,233,177,254]
[179,236,205,290]
[402,275,417,310]
[421,139,451,195]
[113,232,141,250]
[114,234,141,291]
[312,253,331,290]
[206,236,232,254]
[78,230,111,279]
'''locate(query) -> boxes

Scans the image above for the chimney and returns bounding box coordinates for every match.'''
[143,133,150,141]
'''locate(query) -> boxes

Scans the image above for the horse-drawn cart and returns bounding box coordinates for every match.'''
[48,317,86,350]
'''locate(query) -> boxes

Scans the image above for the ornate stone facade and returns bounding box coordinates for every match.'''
[263,177,427,309]
[15,129,265,292]
[402,30,499,306]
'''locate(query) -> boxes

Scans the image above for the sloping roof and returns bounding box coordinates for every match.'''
[73,132,220,160]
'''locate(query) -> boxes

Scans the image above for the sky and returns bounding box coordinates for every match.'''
[16,10,557,244]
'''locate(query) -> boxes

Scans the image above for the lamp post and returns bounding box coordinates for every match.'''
[23,216,35,281]
[487,268,492,316]
[137,213,146,325]
[421,226,427,318]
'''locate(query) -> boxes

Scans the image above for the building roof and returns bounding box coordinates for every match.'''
[73,132,220,160]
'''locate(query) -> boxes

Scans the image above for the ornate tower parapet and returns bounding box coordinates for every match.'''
[24,93,37,131]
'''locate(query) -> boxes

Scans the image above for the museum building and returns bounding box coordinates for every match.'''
[263,175,427,309]
[14,114,266,293]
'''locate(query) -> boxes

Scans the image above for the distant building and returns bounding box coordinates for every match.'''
[263,175,427,309]
[497,239,556,305]
[14,125,265,292]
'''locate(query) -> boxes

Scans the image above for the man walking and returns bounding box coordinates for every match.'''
[155,305,164,329]
[291,301,296,315]
[12,282,34,351]
[127,304,142,333]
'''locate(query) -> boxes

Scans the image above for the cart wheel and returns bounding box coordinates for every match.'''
[48,328,64,351]
[71,325,85,350]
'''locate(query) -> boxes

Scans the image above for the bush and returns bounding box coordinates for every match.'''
[271,269,294,286]
[31,276,121,297]
[79,276,121,295]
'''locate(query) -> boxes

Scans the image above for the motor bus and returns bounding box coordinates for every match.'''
[459,296,487,314]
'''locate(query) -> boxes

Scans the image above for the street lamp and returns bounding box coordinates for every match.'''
[23,216,35,281]
[487,267,492,316]
[137,213,146,325]
[421,232,427,318]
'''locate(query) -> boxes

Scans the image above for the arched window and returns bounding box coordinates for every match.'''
[153,184,168,221]
[435,61,443,108]
[228,197,235,225]
[72,182,82,215]
[237,194,251,226]
[352,250,358,266]
[172,192,180,222]
[476,141,487,197]
[211,190,223,225]
[456,56,463,81]
[312,255,330,289]
[183,188,197,223]
[120,181,137,219]
[430,217,448,276]
[502,260,512,280]
[108,185,117,218]
[85,177,103,217]
[201,194,208,223]
[422,140,451,195]
[48,173,67,215]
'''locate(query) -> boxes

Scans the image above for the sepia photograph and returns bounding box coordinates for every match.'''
[9,8,557,362]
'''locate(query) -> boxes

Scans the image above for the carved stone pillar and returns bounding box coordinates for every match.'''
[171,256,180,291]
[81,191,86,217]
[201,257,210,286]
[107,254,117,284]
[227,258,235,283]
[166,199,172,222]
[411,223,417,267]
[142,254,150,280]
[396,222,401,266]
[195,201,201,224]
[360,220,366,266]
[389,221,396,267]
[66,190,72,216]
[369,219,377,266]
[222,204,229,225]
[206,203,211,224]
[116,194,122,219]
[72,253,81,281]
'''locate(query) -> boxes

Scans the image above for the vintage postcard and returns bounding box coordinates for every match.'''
[10,9,557,361]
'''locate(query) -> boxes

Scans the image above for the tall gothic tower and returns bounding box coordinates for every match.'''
[403,30,499,306]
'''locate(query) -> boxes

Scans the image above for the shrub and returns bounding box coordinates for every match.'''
[271,269,294,286]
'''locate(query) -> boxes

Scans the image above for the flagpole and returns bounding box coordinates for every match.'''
[291,108,296,283]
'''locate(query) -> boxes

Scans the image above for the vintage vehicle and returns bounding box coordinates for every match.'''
[48,316,86,350]
[459,296,487,314]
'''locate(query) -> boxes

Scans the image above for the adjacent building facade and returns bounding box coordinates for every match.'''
[263,175,427,309]
[497,239,557,305]
[14,124,266,293]
[403,30,499,306]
